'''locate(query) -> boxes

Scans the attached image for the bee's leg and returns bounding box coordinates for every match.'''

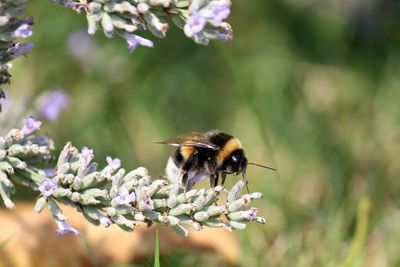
[182,171,189,192]
[209,173,219,188]
[209,173,220,202]
[245,180,250,194]
[221,171,227,187]
[242,172,250,194]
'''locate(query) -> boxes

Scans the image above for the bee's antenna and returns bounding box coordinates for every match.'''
[242,172,250,194]
[247,162,277,171]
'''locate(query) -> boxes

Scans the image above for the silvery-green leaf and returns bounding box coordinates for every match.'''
[230,221,247,230]
[104,2,138,16]
[167,215,180,226]
[34,196,47,213]
[82,206,102,225]
[153,198,167,209]
[203,218,228,228]
[204,206,226,217]
[110,15,138,33]
[227,180,245,203]
[88,2,103,13]
[175,189,197,204]
[0,161,13,174]
[0,171,12,187]
[7,144,24,156]
[167,184,180,208]
[143,210,161,221]
[256,217,266,224]
[171,224,188,237]
[169,203,193,216]
[143,12,168,38]
[0,181,14,208]
[193,211,209,222]
[47,197,67,221]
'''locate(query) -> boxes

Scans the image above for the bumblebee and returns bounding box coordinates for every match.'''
[157,130,276,190]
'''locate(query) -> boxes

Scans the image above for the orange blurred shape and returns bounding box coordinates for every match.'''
[0,203,239,267]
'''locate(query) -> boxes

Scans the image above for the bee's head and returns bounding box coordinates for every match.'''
[223,149,248,175]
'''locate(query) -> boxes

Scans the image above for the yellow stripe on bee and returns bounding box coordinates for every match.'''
[216,138,242,167]
[180,145,195,160]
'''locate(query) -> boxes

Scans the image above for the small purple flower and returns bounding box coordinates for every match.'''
[56,219,81,236]
[10,42,34,59]
[245,208,258,221]
[143,197,154,210]
[106,156,121,170]
[184,12,207,37]
[38,178,57,197]
[37,88,69,122]
[123,33,154,53]
[21,116,42,136]
[115,188,136,205]
[207,4,231,25]
[81,146,94,167]
[14,24,33,38]
[100,216,112,227]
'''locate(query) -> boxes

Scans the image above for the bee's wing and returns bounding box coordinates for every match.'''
[155,132,219,151]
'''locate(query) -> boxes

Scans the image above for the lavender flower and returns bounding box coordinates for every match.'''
[81,146,94,167]
[106,156,121,170]
[245,208,258,221]
[14,24,33,38]
[36,88,69,122]
[143,196,154,210]
[56,219,81,236]
[38,178,58,197]
[206,3,231,25]
[100,216,112,227]
[10,42,34,59]
[123,33,154,53]
[21,116,42,136]
[115,188,136,205]
[184,12,207,37]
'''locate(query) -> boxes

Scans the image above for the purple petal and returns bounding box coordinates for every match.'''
[100,216,112,227]
[245,208,258,221]
[21,116,42,136]
[10,42,34,59]
[81,146,94,167]
[143,197,154,210]
[106,156,121,170]
[38,178,58,197]
[14,23,33,38]
[209,4,231,25]
[116,188,136,205]
[56,220,81,236]
[184,12,207,37]
[123,33,154,53]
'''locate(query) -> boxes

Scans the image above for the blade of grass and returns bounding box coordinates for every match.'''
[339,197,371,267]
[154,229,160,267]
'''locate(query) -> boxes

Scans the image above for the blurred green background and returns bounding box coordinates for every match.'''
[8,0,400,266]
